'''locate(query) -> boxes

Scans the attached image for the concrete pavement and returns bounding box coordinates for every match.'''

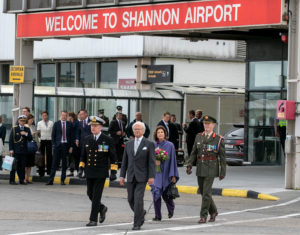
[0,180,299,235]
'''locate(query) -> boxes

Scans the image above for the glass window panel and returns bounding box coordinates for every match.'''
[99,62,118,88]
[0,95,13,141]
[249,61,282,90]
[7,0,22,11]
[57,0,81,7]
[57,97,75,119]
[27,0,51,9]
[87,0,114,4]
[79,62,95,88]
[47,97,56,122]
[0,64,10,85]
[58,63,75,87]
[283,60,288,89]
[40,64,55,86]
[248,127,280,164]
[248,92,280,127]
[34,96,46,123]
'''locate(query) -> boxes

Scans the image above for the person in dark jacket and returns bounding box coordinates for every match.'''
[46,111,73,185]
[79,116,117,226]
[67,112,80,176]
[112,106,128,127]
[157,112,179,150]
[196,109,205,133]
[9,115,33,185]
[126,112,150,139]
[0,115,6,170]
[183,110,202,156]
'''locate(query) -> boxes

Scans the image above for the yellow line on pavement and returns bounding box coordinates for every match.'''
[222,189,248,198]
[258,193,279,201]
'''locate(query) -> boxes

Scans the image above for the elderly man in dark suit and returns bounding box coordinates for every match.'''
[120,121,156,231]
[47,111,73,185]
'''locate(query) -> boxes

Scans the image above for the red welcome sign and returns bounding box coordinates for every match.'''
[17,0,285,39]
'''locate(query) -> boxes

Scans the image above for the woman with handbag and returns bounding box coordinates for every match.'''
[25,114,39,183]
[151,126,179,221]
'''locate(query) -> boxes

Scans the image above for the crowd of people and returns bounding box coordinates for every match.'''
[0,105,226,230]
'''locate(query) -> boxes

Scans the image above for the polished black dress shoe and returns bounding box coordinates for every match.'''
[109,174,117,181]
[168,211,174,219]
[152,217,162,221]
[132,226,141,230]
[86,221,97,227]
[20,182,27,185]
[99,206,108,223]
[61,182,66,185]
[9,182,18,185]
[46,181,53,185]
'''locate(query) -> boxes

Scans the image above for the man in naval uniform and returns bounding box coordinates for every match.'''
[186,115,226,224]
[79,116,117,226]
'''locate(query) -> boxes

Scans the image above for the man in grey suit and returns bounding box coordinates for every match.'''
[120,121,156,231]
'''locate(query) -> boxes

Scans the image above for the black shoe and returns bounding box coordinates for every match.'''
[99,206,108,223]
[46,181,53,185]
[86,221,97,227]
[9,182,18,185]
[132,226,140,230]
[61,182,66,185]
[152,217,161,221]
[27,181,33,184]
[20,182,27,185]
[168,212,174,219]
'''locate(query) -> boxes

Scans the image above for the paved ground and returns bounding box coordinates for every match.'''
[1,178,300,235]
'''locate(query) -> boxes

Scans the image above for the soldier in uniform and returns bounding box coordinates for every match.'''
[186,115,226,224]
[98,109,109,128]
[113,106,128,127]
[9,115,33,185]
[78,116,118,226]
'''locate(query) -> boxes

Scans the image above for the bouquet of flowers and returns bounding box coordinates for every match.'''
[155,148,168,172]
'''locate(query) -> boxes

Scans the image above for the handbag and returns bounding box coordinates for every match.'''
[2,155,17,171]
[27,141,38,154]
[35,151,44,167]
[166,183,180,200]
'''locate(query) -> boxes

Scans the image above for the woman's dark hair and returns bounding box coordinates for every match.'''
[41,110,48,115]
[153,125,168,141]
[68,112,77,121]
[26,114,34,123]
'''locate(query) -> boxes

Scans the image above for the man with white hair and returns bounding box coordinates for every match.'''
[120,121,156,231]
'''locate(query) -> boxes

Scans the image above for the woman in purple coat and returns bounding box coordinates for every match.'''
[151,126,179,221]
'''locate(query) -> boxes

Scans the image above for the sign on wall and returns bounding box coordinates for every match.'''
[17,0,286,39]
[147,65,174,83]
[118,79,137,89]
[9,66,25,83]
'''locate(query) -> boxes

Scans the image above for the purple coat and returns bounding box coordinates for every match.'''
[151,140,179,201]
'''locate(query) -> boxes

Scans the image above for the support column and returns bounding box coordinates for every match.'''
[286,0,300,189]
[12,35,34,124]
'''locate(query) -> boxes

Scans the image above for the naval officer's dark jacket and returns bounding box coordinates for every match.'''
[187,132,226,178]
[9,125,33,154]
[80,133,117,179]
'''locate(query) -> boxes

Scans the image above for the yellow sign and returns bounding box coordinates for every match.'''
[9,66,25,83]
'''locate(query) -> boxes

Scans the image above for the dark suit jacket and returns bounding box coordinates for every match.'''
[120,138,155,183]
[81,133,117,179]
[157,120,179,150]
[0,125,6,143]
[126,120,150,139]
[109,119,126,144]
[9,125,33,154]
[51,120,73,148]
[184,118,202,151]
[78,119,91,145]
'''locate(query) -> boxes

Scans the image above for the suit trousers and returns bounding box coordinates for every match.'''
[10,154,26,183]
[86,178,106,222]
[126,178,147,227]
[39,140,53,176]
[49,143,68,183]
[197,176,217,218]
